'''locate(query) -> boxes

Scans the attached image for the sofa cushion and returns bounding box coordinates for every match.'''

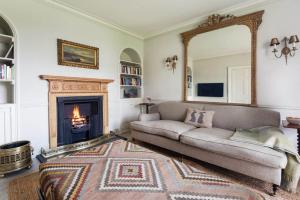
[157,101,204,121]
[204,104,280,131]
[139,113,160,121]
[184,108,215,128]
[130,120,196,140]
[180,128,287,169]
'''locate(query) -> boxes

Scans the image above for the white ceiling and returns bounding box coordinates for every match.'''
[189,25,251,60]
[48,0,267,39]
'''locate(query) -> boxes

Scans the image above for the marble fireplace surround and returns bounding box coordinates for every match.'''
[40,75,114,149]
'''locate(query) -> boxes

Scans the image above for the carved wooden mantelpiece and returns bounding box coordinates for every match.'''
[40,75,114,149]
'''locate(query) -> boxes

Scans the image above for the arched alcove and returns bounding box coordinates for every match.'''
[0,15,15,104]
[0,14,17,145]
[0,16,13,36]
[120,48,141,64]
[119,48,142,99]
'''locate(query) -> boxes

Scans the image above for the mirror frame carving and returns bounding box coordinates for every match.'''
[181,10,264,106]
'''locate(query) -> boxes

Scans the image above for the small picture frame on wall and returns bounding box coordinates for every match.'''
[57,39,99,69]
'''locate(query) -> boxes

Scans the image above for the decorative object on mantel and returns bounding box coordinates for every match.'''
[165,55,178,73]
[282,120,300,155]
[270,35,299,64]
[199,14,236,27]
[0,140,33,177]
[57,39,99,69]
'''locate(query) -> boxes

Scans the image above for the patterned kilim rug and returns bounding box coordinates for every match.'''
[9,139,300,200]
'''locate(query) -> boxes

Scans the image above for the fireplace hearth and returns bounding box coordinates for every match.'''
[57,96,103,146]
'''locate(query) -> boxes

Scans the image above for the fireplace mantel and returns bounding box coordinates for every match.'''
[40,75,113,83]
[40,75,114,148]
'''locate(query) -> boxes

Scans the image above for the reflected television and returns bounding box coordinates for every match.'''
[197,83,224,97]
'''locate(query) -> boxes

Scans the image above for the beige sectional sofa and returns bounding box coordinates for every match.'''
[130,101,286,192]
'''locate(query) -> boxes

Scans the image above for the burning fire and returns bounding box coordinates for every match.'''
[72,105,87,128]
[73,105,81,118]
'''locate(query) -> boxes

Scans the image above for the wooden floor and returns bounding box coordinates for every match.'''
[0,158,40,200]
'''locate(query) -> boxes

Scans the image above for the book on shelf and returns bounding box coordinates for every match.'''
[121,65,141,75]
[120,76,141,86]
[0,64,14,80]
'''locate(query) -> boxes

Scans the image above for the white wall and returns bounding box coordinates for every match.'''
[144,0,300,147]
[0,0,143,153]
[144,25,188,101]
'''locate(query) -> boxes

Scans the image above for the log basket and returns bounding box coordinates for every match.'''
[0,140,33,177]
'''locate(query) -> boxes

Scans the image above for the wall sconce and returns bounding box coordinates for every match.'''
[270,35,299,64]
[165,55,178,73]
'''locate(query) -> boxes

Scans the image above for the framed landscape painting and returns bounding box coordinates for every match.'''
[57,39,99,69]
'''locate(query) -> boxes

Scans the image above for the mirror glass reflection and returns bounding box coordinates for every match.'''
[187,25,251,104]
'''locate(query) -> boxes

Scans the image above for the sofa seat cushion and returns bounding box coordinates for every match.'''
[180,128,287,169]
[130,120,196,140]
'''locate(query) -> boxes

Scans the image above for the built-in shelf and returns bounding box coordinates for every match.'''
[120,73,142,77]
[120,85,141,88]
[0,57,13,62]
[0,16,15,105]
[0,103,14,106]
[0,79,14,84]
[120,48,142,99]
[0,15,17,144]
[120,60,141,66]
[0,33,13,44]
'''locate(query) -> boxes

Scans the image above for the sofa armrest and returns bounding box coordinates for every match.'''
[139,113,160,121]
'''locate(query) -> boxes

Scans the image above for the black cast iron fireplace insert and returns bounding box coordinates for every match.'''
[57,96,103,146]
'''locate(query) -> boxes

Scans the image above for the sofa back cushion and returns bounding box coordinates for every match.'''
[204,104,280,130]
[152,101,280,130]
[155,101,204,121]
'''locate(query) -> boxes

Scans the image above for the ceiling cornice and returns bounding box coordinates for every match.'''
[44,0,278,40]
[44,0,144,39]
[144,0,276,39]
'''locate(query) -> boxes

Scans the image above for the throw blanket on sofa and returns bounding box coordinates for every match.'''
[230,126,300,193]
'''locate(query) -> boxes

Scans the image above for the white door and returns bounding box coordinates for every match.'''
[228,66,251,104]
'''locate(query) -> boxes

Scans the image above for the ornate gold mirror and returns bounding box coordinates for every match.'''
[181,11,264,105]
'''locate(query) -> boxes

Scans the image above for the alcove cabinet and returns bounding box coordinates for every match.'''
[120,48,142,99]
[0,15,17,144]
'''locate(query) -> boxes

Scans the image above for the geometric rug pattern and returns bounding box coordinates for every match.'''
[39,163,92,200]
[99,158,164,191]
[39,139,265,200]
[124,142,153,153]
[67,143,112,157]
[171,159,231,186]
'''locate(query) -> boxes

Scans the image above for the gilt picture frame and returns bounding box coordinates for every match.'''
[57,39,99,69]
